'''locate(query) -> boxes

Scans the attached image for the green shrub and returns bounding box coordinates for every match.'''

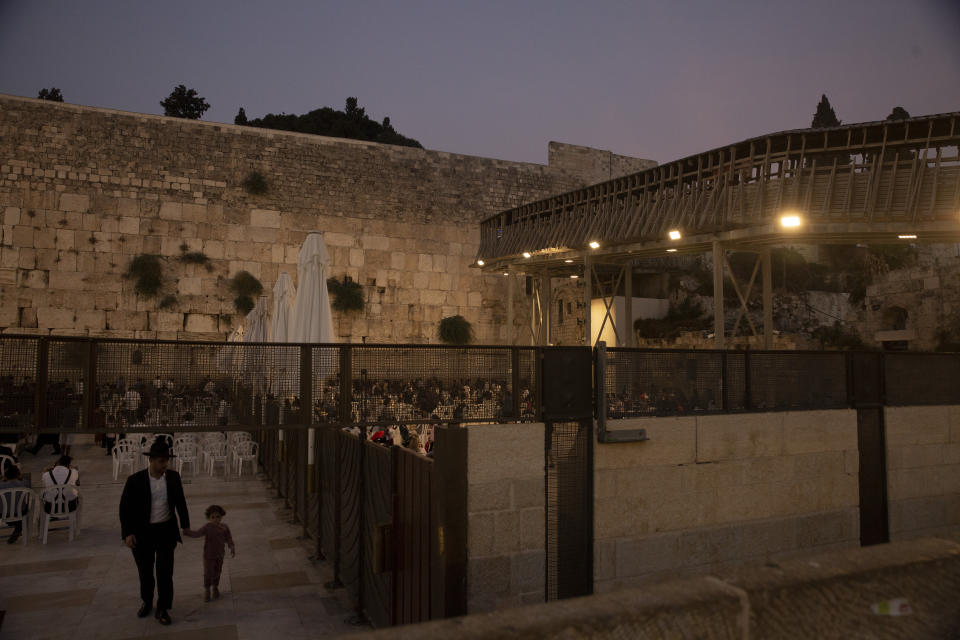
[229,271,263,315]
[327,276,364,312]
[634,297,711,339]
[126,254,163,297]
[158,295,177,309]
[438,315,473,345]
[811,321,864,350]
[179,251,210,265]
[242,171,268,195]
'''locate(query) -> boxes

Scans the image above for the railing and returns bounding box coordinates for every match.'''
[0,335,543,434]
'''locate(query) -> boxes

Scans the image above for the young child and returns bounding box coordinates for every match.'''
[184,505,236,601]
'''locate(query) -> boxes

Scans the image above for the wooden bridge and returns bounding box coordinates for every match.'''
[476,112,960,347]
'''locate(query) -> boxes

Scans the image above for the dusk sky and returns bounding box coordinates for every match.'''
[1,1,959,166]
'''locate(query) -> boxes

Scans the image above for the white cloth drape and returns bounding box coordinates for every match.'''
[290,232,334,344]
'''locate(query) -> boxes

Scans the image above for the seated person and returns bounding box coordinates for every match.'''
[0,464,29,543]
[41,455,80,514]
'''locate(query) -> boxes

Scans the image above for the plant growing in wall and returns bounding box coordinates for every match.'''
[326,276,364,312]
[158,295,178,310]
[229,270,263,315]
[242,171,269,195]
[178,245,213,271]
[438,315,473,345]
[125,254,163,297]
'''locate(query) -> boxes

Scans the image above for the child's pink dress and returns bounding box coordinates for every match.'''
[185,523,235,588]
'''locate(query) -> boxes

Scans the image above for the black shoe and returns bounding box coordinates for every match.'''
[137,602,152,618]
[156,609,171,625]
[7,532,19,544]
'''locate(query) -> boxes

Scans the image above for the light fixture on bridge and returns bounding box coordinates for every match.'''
[476,259,485,266]
[503,272,509,276]
[564,259,574,263]
[569,274,579,279]
[779,214,802,229]
[522,252,532,259]
[898,234,917,240]
[666,248,678,253]
[588,241,600,249]
[668,229,682,240]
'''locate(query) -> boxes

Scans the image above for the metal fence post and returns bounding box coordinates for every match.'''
[721,350,729,412]
[81,339,97,432]
[35,337,49,432]
[743,346,752,410]
[511,347,521,422]
[339,345,353,425]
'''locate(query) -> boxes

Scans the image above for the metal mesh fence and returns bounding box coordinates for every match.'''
[311,346,341,424]
[545,419,593,601]
[748,351,847,410]
[0,337,38,432]
[885,353,960,405]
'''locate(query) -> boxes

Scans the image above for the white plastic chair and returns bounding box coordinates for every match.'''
[233,441,259,477]
[0,454,17,477]
[112,441,139,481]
[204,441,229,476]
[39,485,80,544]
[0,487,33,546]
[175,441,200,475]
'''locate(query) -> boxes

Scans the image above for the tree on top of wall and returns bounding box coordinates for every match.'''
[811,94,841,128]
[160,85,211,120]
[234,107,248,125]
[37,88,64,102]
[886,106,911,121]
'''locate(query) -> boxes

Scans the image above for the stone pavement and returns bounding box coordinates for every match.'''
[0,436,368,639]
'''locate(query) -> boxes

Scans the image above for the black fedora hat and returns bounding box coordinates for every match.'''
[143,439,175,458]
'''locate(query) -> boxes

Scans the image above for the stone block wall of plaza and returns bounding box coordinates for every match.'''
[594,411,861,593]
[885,405,960,541]
[0,94,655,342]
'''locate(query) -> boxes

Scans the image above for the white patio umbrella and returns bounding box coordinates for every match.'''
[290,232,335,344]
[243,297,270,394]
[270,272,296,343]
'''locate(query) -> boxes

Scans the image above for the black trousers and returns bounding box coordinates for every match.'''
[132,519,178,609]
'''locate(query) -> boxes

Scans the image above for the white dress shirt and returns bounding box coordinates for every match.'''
[148,472,170,524]
[42,465,79,502]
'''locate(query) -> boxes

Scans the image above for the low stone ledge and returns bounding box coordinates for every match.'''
[346,538,960,639]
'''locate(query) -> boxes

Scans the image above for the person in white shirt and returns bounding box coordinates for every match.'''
[42,455,80,513]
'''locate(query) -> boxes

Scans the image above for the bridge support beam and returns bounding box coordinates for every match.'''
[506,273,515,345]
[624,264,634,347]
[584,253,593,347]
[713,241,725,349]
[761,248,773,349]
[541,272,552,346]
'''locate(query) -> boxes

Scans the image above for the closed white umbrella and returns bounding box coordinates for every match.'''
[290,232,335,344]
[270,272,296,343]
[244,297,269,344]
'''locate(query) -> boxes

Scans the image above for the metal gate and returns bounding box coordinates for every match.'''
[361,441,394,627]
[542,347,594,600]
[394,447,434,624]
[339,430,363,604]
[849,352,890,546]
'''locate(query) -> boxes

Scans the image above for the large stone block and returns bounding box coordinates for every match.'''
[886,406,951,446]
[468,481,512,512]
[250,208,281,228]
[697,413,784,462]
[36,307,74,329]
[782,410,857,454]
[158,201,182,220]
[467,512,494,557]
[614,534,681,578]
[597,417,697,468]
[511,550,545,592]
[468,423,544,485]
[58,193,89,212]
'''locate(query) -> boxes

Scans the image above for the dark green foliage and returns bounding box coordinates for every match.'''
[811,321,864,350]
[219,314,233,326]
[327,276,364,312]
[160,84,210,119]
[241,171,268,195]
[38,87,64,102]
[179,251,210,265]
[886,107,911,121]
[634,297,711,339]
[234,107,248,125]
[811,94,841,128]
[244,97,422,148]
[158,295,177,309]
[126,254,163,297]
[234,296,255,315]
[229,271,262,315]
[438,315,473,345]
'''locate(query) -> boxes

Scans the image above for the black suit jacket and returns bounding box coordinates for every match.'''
[119,468,190,543]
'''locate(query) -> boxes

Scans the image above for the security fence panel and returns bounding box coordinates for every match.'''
[295,428,308,527]
[0,336,39,433]
[885,353,960,405]
[338,429,363,607]
[394,447,434,625]
[361,440,394,628]
[605,349,726,417]
[320,425,340,570]
[312,345,342,424]
[46,338,87,433]
[747,351,847,410]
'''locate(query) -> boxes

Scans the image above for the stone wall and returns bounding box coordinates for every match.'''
[594,410,860,593]
[0,94,655,342]
[465,422,545,612]
[885,405,960,540]
[547,142,658,185]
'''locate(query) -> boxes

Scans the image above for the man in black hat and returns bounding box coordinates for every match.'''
[119,437,190,626]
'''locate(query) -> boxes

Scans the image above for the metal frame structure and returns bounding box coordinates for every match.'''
[476,112,960,347]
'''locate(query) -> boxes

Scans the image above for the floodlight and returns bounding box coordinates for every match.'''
[668,230,681,240]
[476,259,485,266]
[522,252,531,258]
[779,214,802,228]
[564,259,574,263]
[897,234,917,240]
[588,241,600,249]
[666,248,677,253]
[569,274,579,279]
